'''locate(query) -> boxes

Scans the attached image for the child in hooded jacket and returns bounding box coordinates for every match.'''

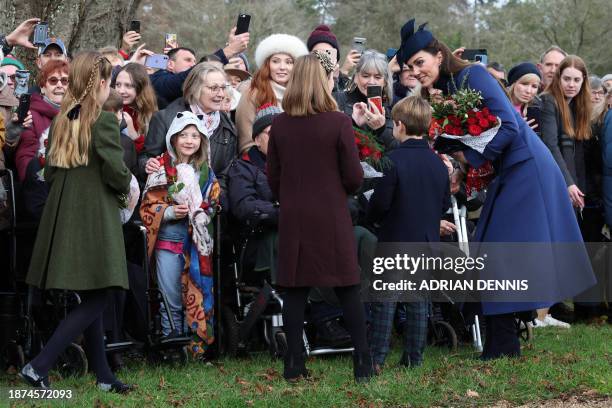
[140,111,220,357]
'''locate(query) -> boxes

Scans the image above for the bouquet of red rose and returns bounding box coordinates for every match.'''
[429,87,499,197]
[353,126,386,171]
[430,87,501,154]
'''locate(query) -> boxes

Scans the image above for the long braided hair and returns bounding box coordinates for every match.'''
[47,51,112,168]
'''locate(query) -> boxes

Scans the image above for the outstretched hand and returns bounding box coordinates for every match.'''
[5,18,41,50]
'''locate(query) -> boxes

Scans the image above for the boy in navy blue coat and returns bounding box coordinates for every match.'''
[366,95,451,370]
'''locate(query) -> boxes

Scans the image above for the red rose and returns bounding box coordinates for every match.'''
[374,151,382,160]
[354,136,361,145]
[166,166,177,178]
[481,107,491,116]
[468,124,483,136]
[361,146,372,157]
[488,114,497,124]
[478,118,490,128]
[448,115,462,126]
[467,116,478,125]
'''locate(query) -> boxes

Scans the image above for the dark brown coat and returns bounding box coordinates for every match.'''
[267,111,363,287]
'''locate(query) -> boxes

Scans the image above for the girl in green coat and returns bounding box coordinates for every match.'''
[20,52,133,393]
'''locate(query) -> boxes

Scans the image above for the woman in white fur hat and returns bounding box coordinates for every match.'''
[235,33,308,153]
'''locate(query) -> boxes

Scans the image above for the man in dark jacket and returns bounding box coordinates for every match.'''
[150,28,250,109]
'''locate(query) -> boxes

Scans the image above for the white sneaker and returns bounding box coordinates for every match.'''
[533,318,548,328]
[542,314,570,328]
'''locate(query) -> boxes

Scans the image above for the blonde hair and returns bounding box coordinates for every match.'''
[170,126,209,169]
[282,55,337,116]
[509,73,541,107]
[391,95,432,135]
[47,52,112,168]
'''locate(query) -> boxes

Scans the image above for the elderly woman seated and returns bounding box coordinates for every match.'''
[228,103,351,347]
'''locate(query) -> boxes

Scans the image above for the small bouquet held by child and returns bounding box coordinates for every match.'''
[430,86,498,197]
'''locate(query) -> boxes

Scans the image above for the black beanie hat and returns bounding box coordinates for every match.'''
[507,62,541,86]
[307,25,340,58]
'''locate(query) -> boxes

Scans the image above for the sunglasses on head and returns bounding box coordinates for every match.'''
[47,76,68,86]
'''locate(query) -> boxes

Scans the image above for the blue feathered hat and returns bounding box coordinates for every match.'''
[396,19,434,65]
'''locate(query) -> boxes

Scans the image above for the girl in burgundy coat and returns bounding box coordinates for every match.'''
[267,53,373,382]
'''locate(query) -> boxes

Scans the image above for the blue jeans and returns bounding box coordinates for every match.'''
[155,249,187,336]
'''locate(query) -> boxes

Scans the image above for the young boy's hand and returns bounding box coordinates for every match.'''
[440,220,456,236]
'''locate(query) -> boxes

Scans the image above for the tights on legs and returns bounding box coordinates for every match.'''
[282,284,368,356]
[30,289,116,383]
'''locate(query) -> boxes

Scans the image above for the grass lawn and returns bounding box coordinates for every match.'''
[2,323,611,407]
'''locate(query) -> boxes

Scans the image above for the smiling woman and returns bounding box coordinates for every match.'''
[235,33,308,153]
[112,63,158,153]
[14,59,69,218]
[396,18,596,361]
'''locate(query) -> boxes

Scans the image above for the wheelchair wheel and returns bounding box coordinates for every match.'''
[429,321,458,352]
[271,331,287,359]
[221,305,240,357]
[517,320,534,342]
[1,341,25,372]
[56,343,88,378]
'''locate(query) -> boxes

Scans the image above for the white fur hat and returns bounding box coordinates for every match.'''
[254,34,309,68]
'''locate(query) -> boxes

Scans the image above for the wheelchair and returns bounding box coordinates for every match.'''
[219,212,354,359]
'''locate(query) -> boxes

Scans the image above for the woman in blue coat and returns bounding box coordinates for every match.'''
[395,19,596,359]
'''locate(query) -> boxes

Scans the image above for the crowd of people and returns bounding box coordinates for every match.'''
[0,15,609,392]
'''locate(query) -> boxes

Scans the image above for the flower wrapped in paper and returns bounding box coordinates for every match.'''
[429,84,498,196]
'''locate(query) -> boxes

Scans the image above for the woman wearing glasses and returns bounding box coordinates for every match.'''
[142,63,237,181]
[15,60,69,219]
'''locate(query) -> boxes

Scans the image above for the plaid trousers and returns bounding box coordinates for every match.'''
[368,300,429,366]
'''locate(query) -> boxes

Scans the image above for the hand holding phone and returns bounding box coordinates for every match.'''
[235,13,251,35]
[145,54,169,70]
[165,33,178,49]
[462,48,488,65]
[17,94,31,124]
[32,22,48,47]
[14,70,30,97]
[129,20,141,33]
[525,105,541,132]
[367,85,383,114]
[351,37,366,54]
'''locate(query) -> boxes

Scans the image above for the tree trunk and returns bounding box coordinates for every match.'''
[0,0,141,68]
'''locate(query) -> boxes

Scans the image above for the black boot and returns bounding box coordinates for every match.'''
[352,351,374,383]
[283,352,309,382]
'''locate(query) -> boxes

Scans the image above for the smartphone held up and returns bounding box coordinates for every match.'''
[367,85,383,115]
[32,22,49,47]
[235,13,251,35]
[351,37,366,54]
[145,54,169,70]
[17,94,31,124]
